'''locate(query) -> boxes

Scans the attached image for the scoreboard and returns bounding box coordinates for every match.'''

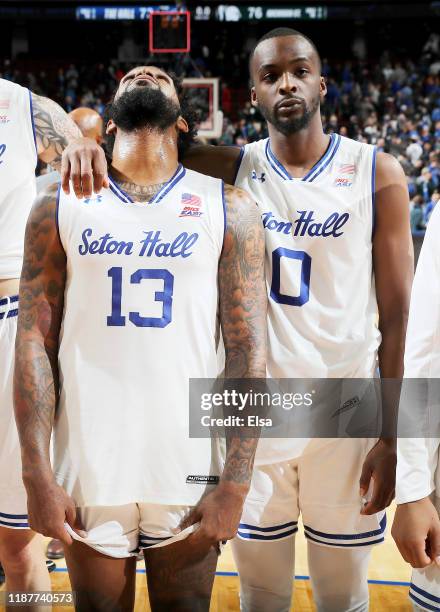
[195,5,328,21]
[76,4,328,21]
[0,2,436,22]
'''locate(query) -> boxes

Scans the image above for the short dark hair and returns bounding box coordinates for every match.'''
[103,71,198,162]
[249,27,322,75]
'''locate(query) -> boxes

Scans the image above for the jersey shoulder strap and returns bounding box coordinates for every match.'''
[234,138,268,185]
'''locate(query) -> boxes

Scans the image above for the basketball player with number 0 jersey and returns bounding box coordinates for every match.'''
[172,28,412,612]
[14,66,267,611]
[0,77,105,601]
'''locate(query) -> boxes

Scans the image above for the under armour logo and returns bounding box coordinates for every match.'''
[251,170,266,183]
[83,195,103,204]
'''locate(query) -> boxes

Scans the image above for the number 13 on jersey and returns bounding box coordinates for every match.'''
[107,267,174,328]
[270,248,312,307]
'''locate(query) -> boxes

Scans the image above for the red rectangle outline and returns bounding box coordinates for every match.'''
[149,10,191,53]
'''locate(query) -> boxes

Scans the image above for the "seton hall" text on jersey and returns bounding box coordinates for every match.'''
[78,228,199,258]
[261,210,349,238]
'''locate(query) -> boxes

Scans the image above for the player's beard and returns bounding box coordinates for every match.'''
[108,86,181,132]
[258,93,320,136]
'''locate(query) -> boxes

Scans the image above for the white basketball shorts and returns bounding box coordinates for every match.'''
[409,452,440,612]
[64,503,205,558]
[0,295,29,528]
[237,438,386,548]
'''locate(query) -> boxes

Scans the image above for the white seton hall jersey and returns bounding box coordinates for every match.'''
[235,134,381,462]
[55,166,225,507]
[396,205,440,505]
[0,79,37,279]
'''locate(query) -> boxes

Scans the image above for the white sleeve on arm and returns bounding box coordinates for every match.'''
[396,438,439,504]
[396,205,440,504]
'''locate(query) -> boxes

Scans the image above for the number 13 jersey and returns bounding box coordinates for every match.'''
[235,134,381,461]
[55,166,225,507]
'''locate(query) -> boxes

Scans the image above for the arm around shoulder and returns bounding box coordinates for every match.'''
[31,93,81,166]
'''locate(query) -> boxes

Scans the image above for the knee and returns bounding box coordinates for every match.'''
[236,560,294,611]
[232,538,295,611]
[239,585,292,612]
[308,543,371,612]
[238,572,293,599]
[313,580,369,612]
[237,562,293,612]
[0,533,45,577]
[314,589,369,612]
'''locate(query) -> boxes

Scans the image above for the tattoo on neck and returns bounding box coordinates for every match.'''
[114,178,168,202]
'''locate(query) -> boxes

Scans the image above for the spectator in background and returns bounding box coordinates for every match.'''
[417,167,437,202]
[428,151,440,184]
[410,195,426,233]
[406,135,423,165]
[424,189,440,223]
[64,94,75,113]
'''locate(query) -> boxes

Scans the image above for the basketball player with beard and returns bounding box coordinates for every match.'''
[14,66,266,611]
[61,30,412,610]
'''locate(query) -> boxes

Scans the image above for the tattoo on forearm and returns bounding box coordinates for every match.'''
[221,438,259,484]
[14,184,66,480]
[32,93,81,168]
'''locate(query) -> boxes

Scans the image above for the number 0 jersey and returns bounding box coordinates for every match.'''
[235,134,380,462]
[0,79,37,279]
[55,166,225,507]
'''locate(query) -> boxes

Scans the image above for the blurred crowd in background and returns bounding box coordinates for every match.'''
[1,31,439,235]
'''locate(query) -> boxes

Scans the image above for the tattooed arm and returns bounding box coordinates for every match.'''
[32,93,81,167]
[219,184,267,487]
[14,184,76,545]
[31,92,108,193]
[179,185,267,545]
